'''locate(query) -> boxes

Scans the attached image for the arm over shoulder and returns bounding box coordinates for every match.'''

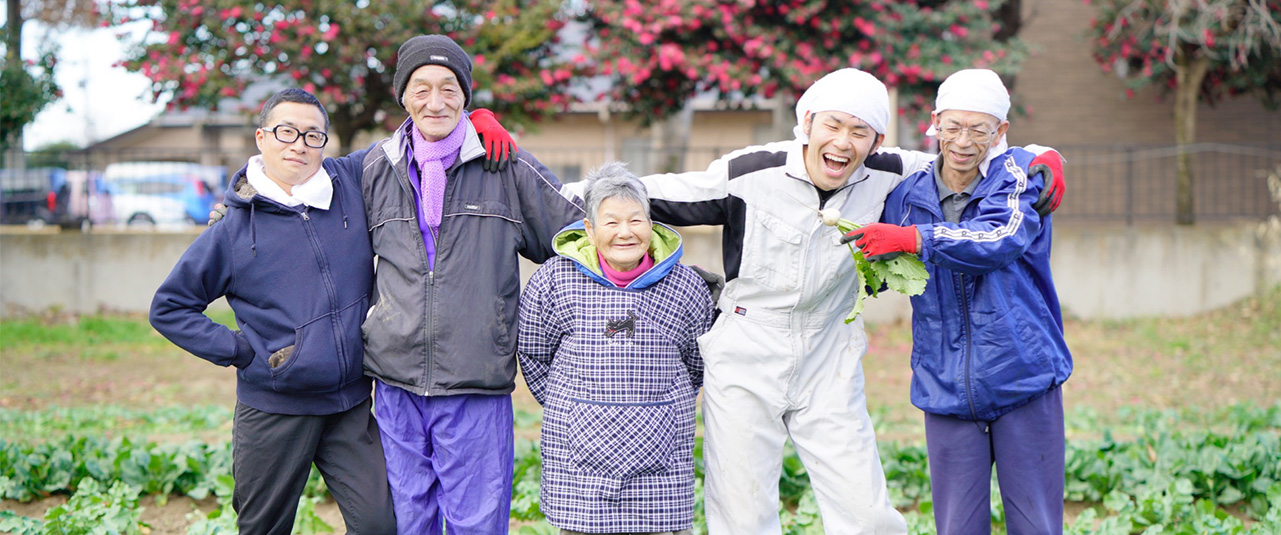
[917,151,1045,275]
[640,145,762,227]
[511,150,585,263]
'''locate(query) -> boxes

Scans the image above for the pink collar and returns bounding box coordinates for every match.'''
[598,252,654,288]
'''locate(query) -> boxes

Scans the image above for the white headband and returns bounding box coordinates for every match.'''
[793,68,890,143]
[926,69,1010,136]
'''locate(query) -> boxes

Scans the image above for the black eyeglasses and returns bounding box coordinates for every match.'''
[264,125,329,149]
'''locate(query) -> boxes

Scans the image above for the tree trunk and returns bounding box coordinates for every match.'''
[995,0,1022,93]
[1173,49,1209,225]
[331,111,363,156]
[993,0,1022,42]
[334,125,353,157]
[5,1,27,166]
[771,93,794,142]
[330,98,384,156]
[5,0,20,66]
[652,99,693,174]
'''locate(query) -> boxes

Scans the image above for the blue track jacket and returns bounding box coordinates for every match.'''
[882,147,1073,421]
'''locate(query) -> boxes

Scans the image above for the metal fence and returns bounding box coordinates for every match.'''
[491,143,1281,223]
[1052,144,1281,223]
[3,143,1277,228]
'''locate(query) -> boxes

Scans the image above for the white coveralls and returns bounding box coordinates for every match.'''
[635,139,933,534]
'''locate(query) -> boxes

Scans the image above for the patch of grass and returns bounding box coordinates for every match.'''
[0,310,238,362]
[1066,402,1281,439]
[1059,285,1281,422]
[204,309,237,330]
[0,316,159,348]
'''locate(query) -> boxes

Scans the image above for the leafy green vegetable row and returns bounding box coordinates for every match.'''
[0,405,232,439]
[4,425,1277,534]
[0,436,230,504]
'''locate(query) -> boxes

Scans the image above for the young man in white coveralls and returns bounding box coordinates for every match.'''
[628,68,1065,534]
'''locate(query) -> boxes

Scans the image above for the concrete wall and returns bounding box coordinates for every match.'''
[2,221,1278,320]
[0,228,214,316]
[1051,221,1281,318]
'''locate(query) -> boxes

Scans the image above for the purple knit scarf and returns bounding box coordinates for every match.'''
[410,120,465,229]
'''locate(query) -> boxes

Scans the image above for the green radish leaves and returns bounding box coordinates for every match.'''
[834,218,929,323]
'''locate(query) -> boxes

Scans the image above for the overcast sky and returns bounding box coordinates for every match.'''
[13,17,164,150]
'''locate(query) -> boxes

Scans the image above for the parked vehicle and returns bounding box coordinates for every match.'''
[0,167,67,227]
[101,162,225,227]
[60,170,114,229]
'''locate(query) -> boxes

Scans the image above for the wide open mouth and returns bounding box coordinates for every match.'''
[822,153,850,175]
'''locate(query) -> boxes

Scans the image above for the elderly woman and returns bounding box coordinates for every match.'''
[517,161,715,535]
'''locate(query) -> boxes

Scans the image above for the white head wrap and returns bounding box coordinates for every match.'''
[793,68,889,143]
[926,69,1010,136]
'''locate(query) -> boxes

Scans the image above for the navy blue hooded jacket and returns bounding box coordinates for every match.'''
[150,152,373,415]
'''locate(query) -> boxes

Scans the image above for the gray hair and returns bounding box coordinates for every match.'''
[582,161,650,225]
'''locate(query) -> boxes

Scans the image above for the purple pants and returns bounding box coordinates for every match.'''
[924,388,1064,535]
[374,381,514,535]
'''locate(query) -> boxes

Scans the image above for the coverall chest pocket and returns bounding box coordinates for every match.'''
[743,208,804,292]
[567,399,676,500]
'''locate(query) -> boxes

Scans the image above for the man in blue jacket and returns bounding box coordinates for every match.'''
[843,69,1073,535]
[150,88,395,535]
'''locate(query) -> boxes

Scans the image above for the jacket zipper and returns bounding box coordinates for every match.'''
[959,269,981,424]
[300,206,347,388]
[426,269,435,395]
[389,147,438,395]
[906,181,984,425]
[423,187,443,397]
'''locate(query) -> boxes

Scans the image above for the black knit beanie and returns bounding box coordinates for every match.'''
[393,35,473,109]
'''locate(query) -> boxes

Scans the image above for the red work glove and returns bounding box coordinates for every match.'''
[469,108,517,173]
[840,223,919,262]
[1029,149,1065,217]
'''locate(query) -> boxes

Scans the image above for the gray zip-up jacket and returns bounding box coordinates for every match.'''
[360,118,584,396]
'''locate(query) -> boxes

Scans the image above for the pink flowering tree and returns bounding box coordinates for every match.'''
[1087,0,1281,224]
[580,0,1029,135]
[109,0,590,152]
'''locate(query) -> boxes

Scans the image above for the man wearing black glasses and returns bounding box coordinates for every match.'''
[150,88,396,535]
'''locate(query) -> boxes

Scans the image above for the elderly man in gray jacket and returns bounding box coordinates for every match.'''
[358,35,583,534]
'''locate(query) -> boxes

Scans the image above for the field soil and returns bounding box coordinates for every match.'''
[2,289,1278,533]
